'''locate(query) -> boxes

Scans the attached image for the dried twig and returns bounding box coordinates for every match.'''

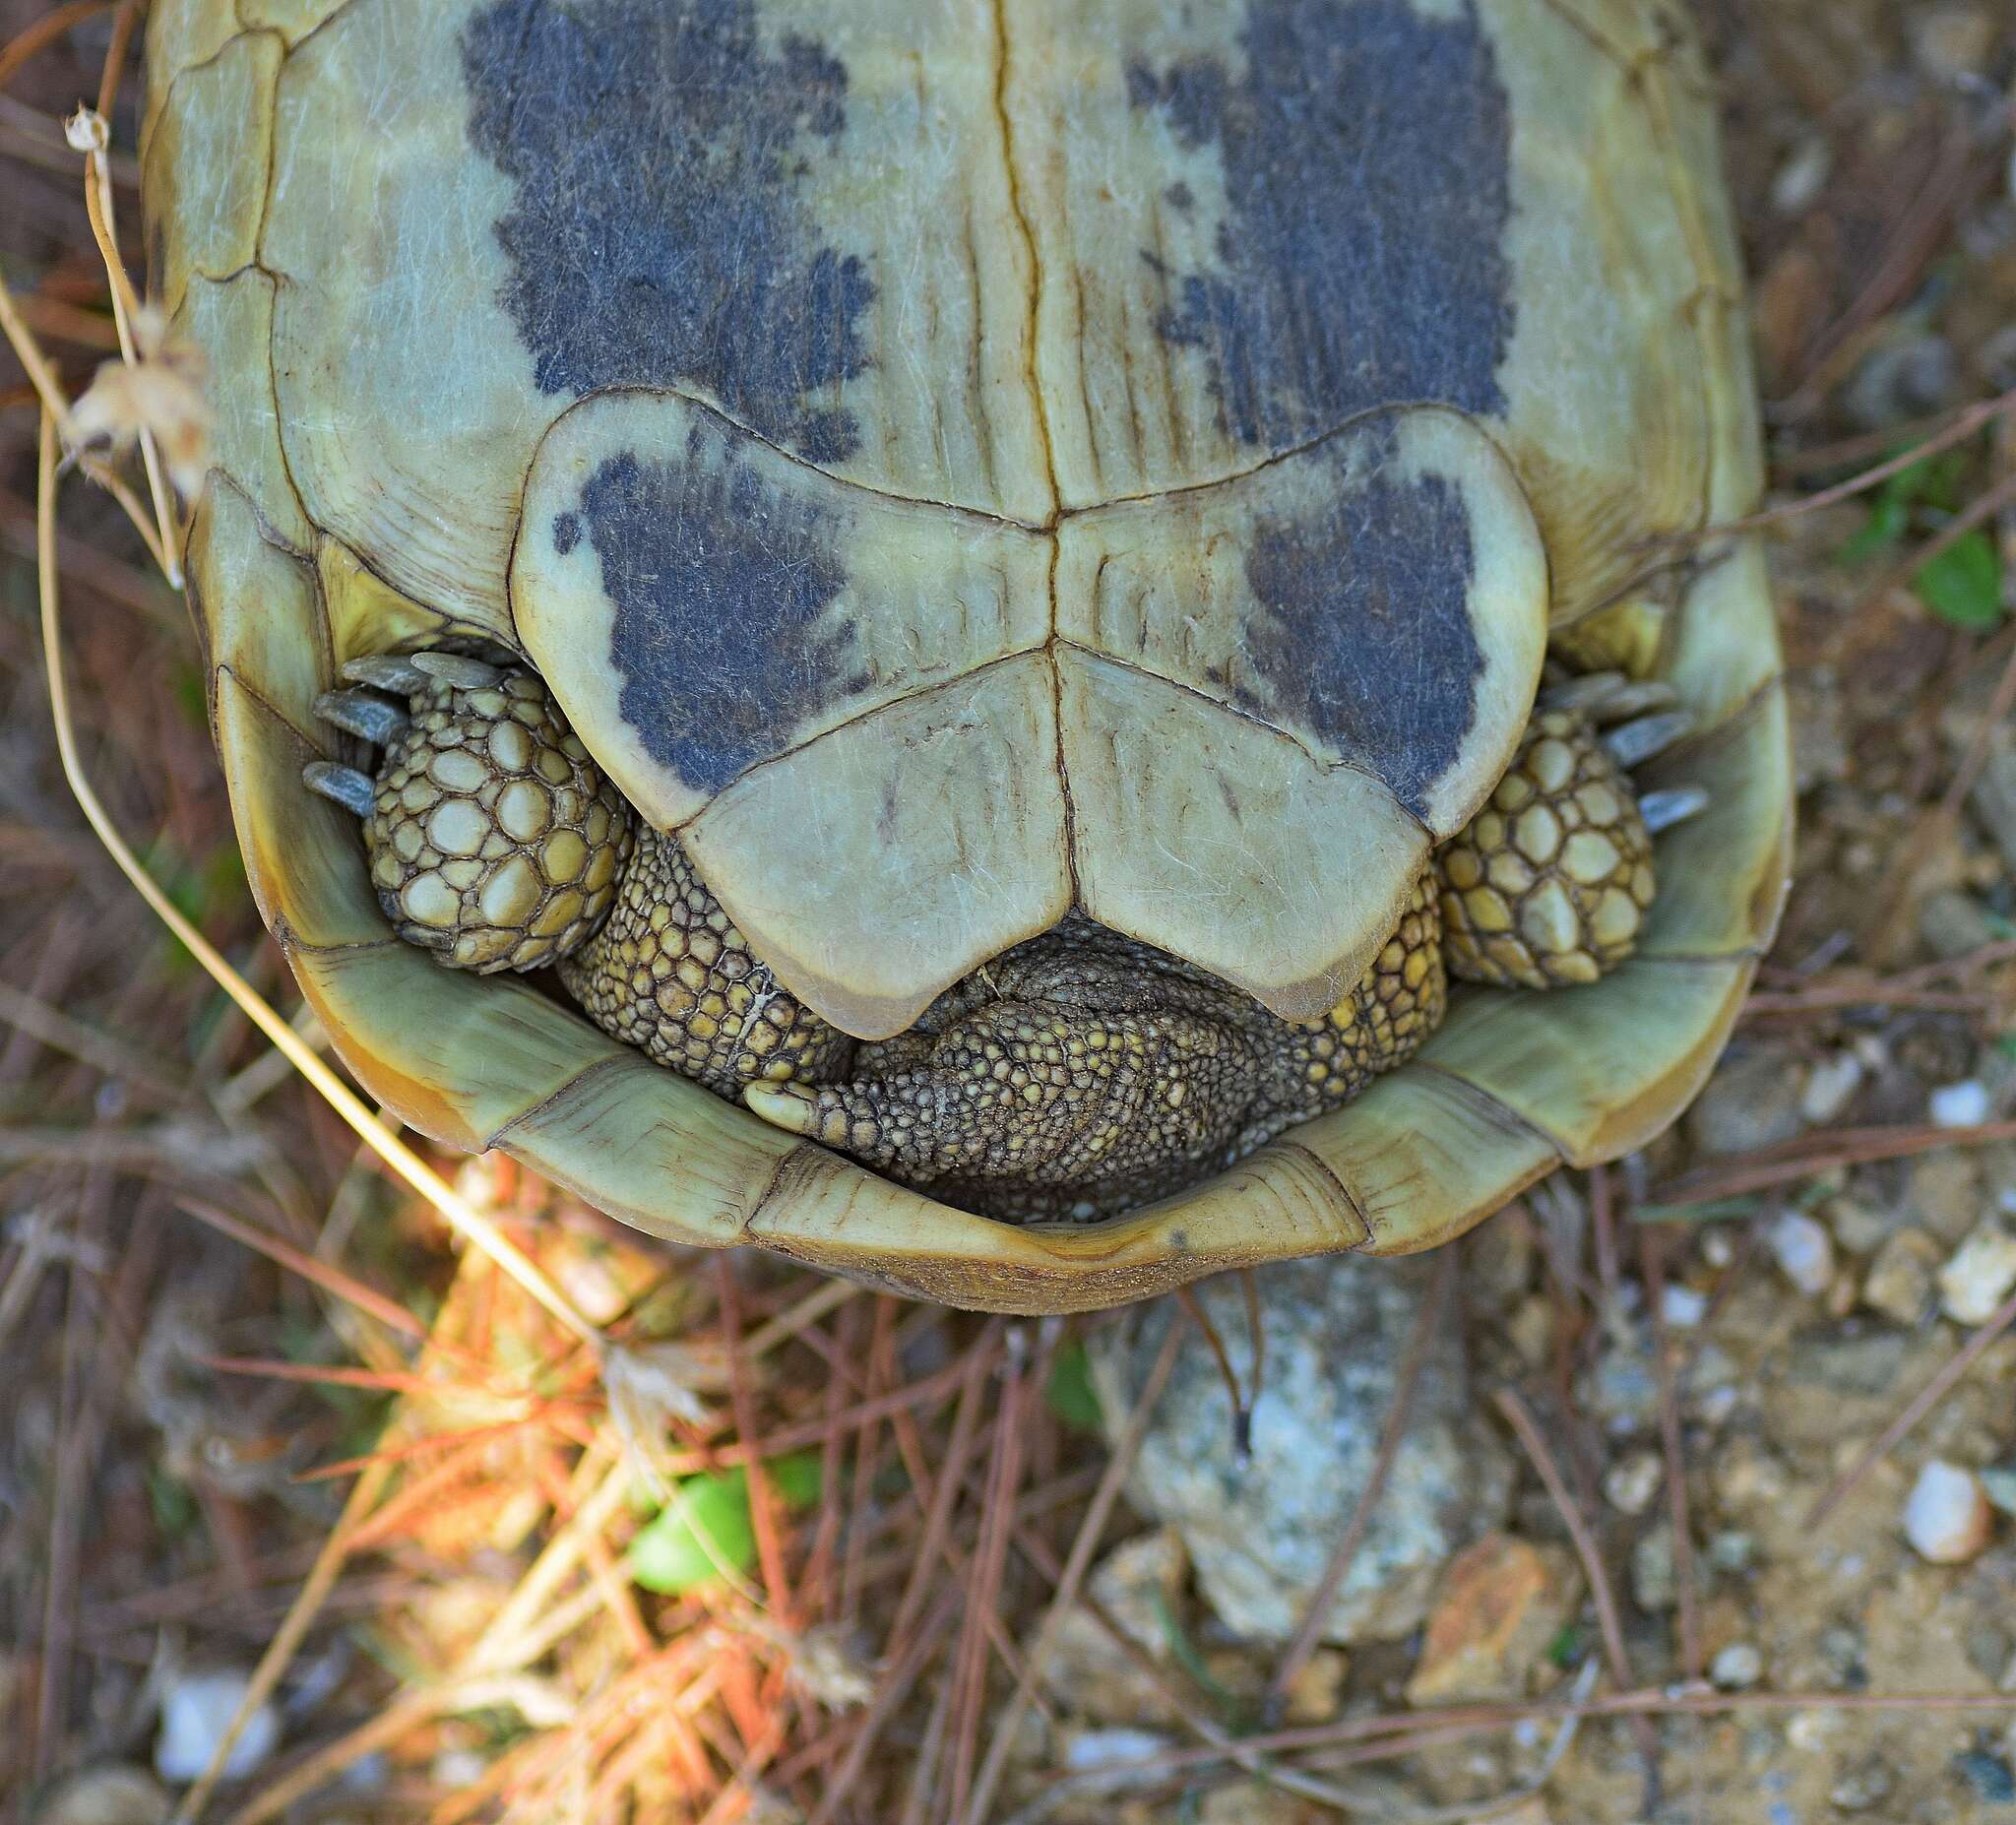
[963,1314,1186,1825]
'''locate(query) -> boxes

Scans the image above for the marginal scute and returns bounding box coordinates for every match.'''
[1418,955,1754,1167]
[194,483,329,747]
[142,29,281,322]
[214,666,388,954]
[1632,678,1793,960]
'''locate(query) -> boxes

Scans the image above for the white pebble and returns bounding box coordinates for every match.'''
[1800,1052,1863,1125]
[1903,1461,1994,1563]
[155,1671,280,1784]
[1661,1284,1708,1329]
[1604,1451,1665,1517]
[1937,1223,2016,1326]
[1929,1080,1991,1128]
[1767,1210,1836,1296]
[1711,1643,1763,1688]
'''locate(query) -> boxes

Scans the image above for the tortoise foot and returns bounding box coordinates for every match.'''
[1433,678,1705,992]
[302,657,633,974]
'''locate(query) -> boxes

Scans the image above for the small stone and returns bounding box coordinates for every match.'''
[1844,335,1959,430]
[1931,1080,1992,1129]
[1604,1451,1664,1517]
[1661,1285,1708,1329]
[1710,1643,1763,1689]
[1800,1052,1863,1125]
[1040,1529,1188,1725]
[1059,1727,1166,1790]
[1280,1647,1349,1724]
[1921,890,1998,962]
[1687,1046,1804,1157]
[1824,1193,1895,1256]
[1903,1461,1994,1563]
[1767,1210,1835,1296]
[1982,1468,2016,1518]
[1404,1533,1580,1705]
[1507,1294,1553,1367]
[1938,1223,2016,1325]
[1955,1749,2016,1804]
[1770,137,1832,215]
[35,1768,169,1825]
[1862,1229,1941,1324]
[1706,1531,1755,1573]
[155,1669,281,1783]
[1632,1525,1677,1610]
[1198,1783,1310,1824]
[1910,1152,1986,1244]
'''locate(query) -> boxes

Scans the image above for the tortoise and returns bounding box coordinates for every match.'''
[143,0,1791,1313]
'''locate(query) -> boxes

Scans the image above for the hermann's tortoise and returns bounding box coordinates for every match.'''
[144,0,1791,1313]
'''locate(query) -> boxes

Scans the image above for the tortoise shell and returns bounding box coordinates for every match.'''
[144,0,1791,1312]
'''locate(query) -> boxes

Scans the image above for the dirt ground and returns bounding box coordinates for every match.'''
[2,1,2016,1821]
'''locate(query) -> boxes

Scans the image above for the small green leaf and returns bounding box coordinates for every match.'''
[627,1452,824,1594]
[1913,530,2004,632]
[1546,1622,1586,1668]
[1837,490,1909,566]
[630,1473,756,1593]
[767,1448,824,1510]
[146,1466,198,1539]
[1044,1341,1102,1433]
[1628,1196,1761,1226]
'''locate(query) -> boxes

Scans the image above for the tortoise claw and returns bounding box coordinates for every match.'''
[410,652,503,689]
[1542,671,1681,723]
[1539,668,1626,712]
[313,688,410,746]
[1639,786,1709,835]
[302,760,377,818]
[1601,710,1692,771]
[340,653,431,694]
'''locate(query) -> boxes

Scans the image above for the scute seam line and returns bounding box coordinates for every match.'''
[1271,1139,1370,1237]
[483,1051,635,1153]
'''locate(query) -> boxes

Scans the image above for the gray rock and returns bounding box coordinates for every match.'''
[1685,1044,1805,1158]
[1088,1255,1511,1645]
[1921,889,2000,963]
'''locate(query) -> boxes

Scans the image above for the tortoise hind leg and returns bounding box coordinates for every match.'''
[557,824,852,1095]
[303,655,634,974]
[1434,678,1705,991]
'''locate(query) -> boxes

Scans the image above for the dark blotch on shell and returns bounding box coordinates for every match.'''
[1126,0,1515,451]
[461,0,875,464]
[565,433,854,797]
[1233,433,1486,821]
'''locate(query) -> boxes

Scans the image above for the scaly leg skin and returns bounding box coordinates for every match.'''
[746,877,1445,1223]
[1434,674,1705,991]
[305,652,634,973]
[557,824,853,1095]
